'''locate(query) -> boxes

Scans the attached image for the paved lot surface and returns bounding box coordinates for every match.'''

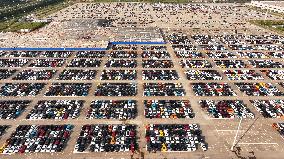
[0,2,284,159]
[0,33,284,159]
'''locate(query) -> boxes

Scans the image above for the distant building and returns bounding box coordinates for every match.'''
[19,29,31,33]
[249,1,284,13]
[24,14,52,23]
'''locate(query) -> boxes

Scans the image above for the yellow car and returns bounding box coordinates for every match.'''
[161,143,167,152]
[159,130,164,137]
[0,143,7,153]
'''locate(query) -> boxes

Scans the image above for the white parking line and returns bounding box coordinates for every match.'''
[73,151,89,154]
[209,118,235,120]
[237,143,278,145]
[280,135,284,141]
[216,130,245,132]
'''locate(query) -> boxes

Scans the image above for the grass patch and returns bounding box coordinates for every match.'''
[249,20,284,33]
[78,0,193,3]
[76,0,251,3]
[0,19,16,31]
[248,6,284,18]
[35,1,74,18]
[0,0,72,32]
[4,22,49,32]
[0,0,66,21]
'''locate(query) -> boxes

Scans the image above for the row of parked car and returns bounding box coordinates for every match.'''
[218,34,284,44]
[2,50,276,60]
[105,59,137,68]
[0,59,30,67]
[251,100,284,118]
[12,70,57,80]
[86,100,137,119]
[199,44,226,51]
[268,52,284,58]
[94,83,137,96]
[0,45,283,61]
[199,100,254,118]
[0,69,17,80]
[174,50,282,60]
[71,50,169,59]
[206,51,237,58]
[26,100,84,120]
[192,35,219,45]
[144,100,194,119]
[0,125,9,137]
[185,70,222,80]
[5,98,284,120]
[1,51,72,58]
[57,69,97,80]
[142,70,179,80]
[2,68,283,82]
[215,60,247,68]
[235,82,284,96]
[261,70,284,80]
[141,45,167,51]
[272,123,284,136]
[68,59,102,68]
[143,83,185,96]
[2,81,284,97]
[75,51,105,58]
[74,125,137,153]
[45,83,91,96]
[29,59,66,67]
[109,51,137,58]
[223,70,264,80]
[180,60,212,68]
[175,50,204,58]
[40,51,72,58]
[237,52,268,59]
[167,33,192,45]
[168,33,284,58]
[146,124,207,152]
[249,60,283,68]
[0,100,30,119]
[192,83,236,96]
[0,83,46,96]
[101,70,137,80]
[172,45,197,51]
[3,51,39,58]
[142,50,170,59]
[142,60,174,68]
[1,125,73,154]
[111,44,138,50]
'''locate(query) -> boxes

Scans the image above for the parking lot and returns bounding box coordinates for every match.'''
[0,2,284,159]
[0,30,284,159]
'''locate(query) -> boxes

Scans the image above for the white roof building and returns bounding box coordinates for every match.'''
[249,1,284,13]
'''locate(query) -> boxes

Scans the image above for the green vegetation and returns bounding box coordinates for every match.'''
[0,19,16,31]
[76,0,252,3]
[0,0,72,32]
[248,6,284,18]
[0,0,66,21]
[0,0,33,9]
[77,0,191,3]
[250,20,284,33]
[5,22,49,32]
[35,1,73,18]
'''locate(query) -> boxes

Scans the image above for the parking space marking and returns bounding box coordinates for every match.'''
[237,143,278,145]
[216,130,246,132]
[280,135,284,141]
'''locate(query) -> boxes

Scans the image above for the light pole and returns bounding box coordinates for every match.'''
[231,117,242,151]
